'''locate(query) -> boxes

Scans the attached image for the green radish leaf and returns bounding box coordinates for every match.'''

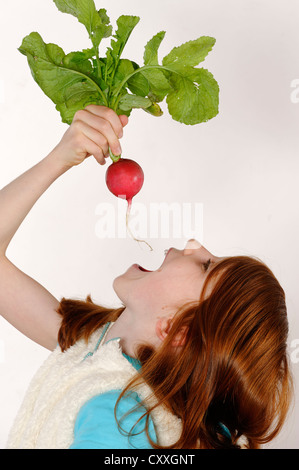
[161,37,218,124]
[63,51,93,75]
[19,2,219,125]
[162,36,216,69]
[112,59,135,87]
[57,81,105,123]
[53,1,112,49]
[141,30,172,102]
[144,30,166,66]
[127,70,150,97]
[109,15,140,59]
[95,8,113,46]
[126,61,150,97]
[118,93,152,111]
[166,67,219,124]
[105,15,140,85]
[18,32,106,124]
[140,68,172,103]
[109,59,149,98]
[127,73,150,96]
[97,8,111,28]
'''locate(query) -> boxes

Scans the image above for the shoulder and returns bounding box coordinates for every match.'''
[70,390,156,449]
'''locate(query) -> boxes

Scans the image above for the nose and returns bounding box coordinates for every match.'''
[184,238,202,254]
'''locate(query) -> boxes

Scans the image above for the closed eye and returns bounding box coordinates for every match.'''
[202,259,212,272]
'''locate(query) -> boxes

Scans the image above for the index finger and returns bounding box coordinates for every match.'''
[84,105,124,138]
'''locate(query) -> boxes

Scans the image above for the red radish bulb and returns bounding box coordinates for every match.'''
[105,158,144,205]
[105,158,152,250]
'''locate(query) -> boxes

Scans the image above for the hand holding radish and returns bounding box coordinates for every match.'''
[52,105,128,170]
[51,104,151,250]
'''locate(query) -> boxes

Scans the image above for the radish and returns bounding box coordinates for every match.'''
[105,158,143,206]
[105,155,153,250]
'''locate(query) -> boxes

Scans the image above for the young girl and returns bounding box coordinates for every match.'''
[0,106,293,449]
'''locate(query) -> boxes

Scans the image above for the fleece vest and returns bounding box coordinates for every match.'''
[6,323,182,449]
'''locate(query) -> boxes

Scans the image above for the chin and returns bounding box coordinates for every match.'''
[112,274,129,303]
[112,275,121,294]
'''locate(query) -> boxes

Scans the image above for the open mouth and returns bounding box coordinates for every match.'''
[138,265,152,272]
[136,248,172,273]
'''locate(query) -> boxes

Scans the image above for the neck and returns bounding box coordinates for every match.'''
[104,307,139,358]
[104,306,159,358]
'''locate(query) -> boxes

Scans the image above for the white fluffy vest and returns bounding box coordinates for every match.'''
[6,324,182,449]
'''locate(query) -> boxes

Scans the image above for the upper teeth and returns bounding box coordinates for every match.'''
[164,249,169,255]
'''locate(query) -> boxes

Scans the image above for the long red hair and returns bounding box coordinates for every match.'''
[57,255,293,449]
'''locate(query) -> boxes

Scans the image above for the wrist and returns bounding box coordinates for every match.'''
[45,146,74,174]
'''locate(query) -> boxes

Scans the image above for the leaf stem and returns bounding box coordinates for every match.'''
[112,94,122,112]
[94,45,102,81]
[109,147,121,163]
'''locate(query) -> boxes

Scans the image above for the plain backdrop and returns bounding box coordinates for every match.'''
[0,0,298,449]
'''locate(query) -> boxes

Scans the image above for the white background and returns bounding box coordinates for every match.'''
[0,0,298,448]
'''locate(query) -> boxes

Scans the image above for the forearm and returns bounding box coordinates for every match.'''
[0,148,69,256]
[0,105,126,257]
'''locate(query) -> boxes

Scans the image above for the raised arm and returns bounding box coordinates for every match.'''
[0,106,128,350]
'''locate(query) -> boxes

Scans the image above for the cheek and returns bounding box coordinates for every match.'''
[159,268,205,304]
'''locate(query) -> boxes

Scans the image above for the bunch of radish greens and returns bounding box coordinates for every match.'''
[19,0,219,249]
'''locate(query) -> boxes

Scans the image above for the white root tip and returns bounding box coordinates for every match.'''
[126,200,153,251]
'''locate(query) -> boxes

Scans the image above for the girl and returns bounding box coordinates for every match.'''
[0,106,293,449]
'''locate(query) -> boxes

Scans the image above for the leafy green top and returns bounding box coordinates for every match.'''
[18,0,219,125]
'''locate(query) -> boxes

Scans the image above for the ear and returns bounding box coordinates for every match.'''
[155,317,187,347]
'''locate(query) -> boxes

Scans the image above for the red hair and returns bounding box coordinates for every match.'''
[57,255,293,449]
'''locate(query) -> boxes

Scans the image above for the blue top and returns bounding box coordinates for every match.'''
[69,327,156,449]
[69,389,156,449]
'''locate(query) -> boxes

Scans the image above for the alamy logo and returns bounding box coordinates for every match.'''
[95,200,204,240]
[290,79,299,103]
